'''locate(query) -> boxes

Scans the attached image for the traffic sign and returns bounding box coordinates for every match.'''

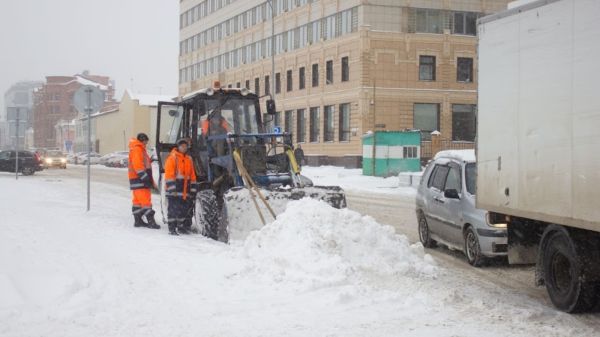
[73,85,105,114]
[273,126,282,134]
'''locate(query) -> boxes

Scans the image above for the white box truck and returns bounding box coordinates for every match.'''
[477,0,600,312]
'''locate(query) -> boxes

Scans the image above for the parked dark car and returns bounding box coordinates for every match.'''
[0,150,44,175]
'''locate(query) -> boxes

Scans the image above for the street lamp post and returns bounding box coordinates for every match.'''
[267,0,275,99]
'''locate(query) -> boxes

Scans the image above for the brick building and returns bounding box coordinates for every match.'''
[178,0,511,166]
[32,71,117,149]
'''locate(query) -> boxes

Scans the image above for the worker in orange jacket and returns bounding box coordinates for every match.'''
[201,109,230,136]
[164,138,198,235]
[128,133,160,229]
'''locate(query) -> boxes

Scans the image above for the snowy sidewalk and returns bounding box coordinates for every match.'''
[0,173,596,337]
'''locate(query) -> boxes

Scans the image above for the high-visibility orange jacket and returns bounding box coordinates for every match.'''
[201,117,229,136]
[128,138,153,190]
[164,149,197,200]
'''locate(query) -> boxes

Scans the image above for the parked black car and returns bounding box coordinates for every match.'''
[0,150,44,175]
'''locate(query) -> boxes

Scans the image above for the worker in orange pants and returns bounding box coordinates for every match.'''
[128,133,160,229]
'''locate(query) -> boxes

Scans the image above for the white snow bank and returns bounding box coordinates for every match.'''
[242,198,436,288]
[302,166,417,196]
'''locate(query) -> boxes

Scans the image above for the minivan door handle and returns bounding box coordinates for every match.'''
[434,197,445,204]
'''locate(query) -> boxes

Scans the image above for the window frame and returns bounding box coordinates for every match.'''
[457,57,474,83]
[419,55,436,81]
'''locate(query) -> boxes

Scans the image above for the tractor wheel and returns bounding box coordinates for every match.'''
[195,190,221,241]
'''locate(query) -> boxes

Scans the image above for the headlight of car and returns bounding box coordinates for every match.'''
[486,212,508,228]
[45,158,52,164]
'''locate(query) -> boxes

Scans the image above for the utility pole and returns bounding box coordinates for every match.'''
[86,87,92,212]
[15,107,19,180]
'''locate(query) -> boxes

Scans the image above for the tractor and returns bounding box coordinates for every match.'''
[155,83,346,242]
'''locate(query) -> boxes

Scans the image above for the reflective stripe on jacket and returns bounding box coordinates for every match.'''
[164,149,197,200]
[128,138,153,190]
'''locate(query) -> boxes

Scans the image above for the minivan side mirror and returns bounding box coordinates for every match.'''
[266,99,276,115]
[444,189,460,199]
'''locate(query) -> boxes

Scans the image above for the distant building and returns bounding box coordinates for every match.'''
[32,71,117,149]
[178,0,511,166]
[1,81,43,150]
[74,90,175,154]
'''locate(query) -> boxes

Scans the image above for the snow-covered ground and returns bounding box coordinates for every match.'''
[1,172,597,337]
[302,166,417,196]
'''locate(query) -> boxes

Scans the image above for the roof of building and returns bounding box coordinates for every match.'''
[125,89,176,106]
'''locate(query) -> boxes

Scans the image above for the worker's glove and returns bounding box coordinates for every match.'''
[166,181,177,192]
[138,171,150,183]
[190,182,199,197]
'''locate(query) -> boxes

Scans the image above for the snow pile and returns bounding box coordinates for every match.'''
[242,198,436,288]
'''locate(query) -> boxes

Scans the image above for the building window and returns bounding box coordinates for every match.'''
[341,56,349,82]
[414,103,440,141]
[274,111,282,127]
[326,60,333,85]
[236,82,241,88]
[453,12,478,36]
[324,105,334,142]
[312,63,319,87]
[419,55,436,81]
[416,8,443,34]
[265,75,270,96]
[284,110,294,133]
[457,57,473,83]
[299,67,306,90]
[286,70,293,92]
[339,103,350,142]
[309,107,320,143]
[297,108,306,143]
[452,104,476,142]
[245,80,250,89]
[275,73,281,94]
[403,146,418,159]
[255,77,260,94]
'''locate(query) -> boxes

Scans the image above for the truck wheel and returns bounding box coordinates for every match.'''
[542,229,599,312]
[464,226,485,267]
[418,213,436,248]
[195,190,221,241]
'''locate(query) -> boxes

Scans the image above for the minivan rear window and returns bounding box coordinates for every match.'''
[428,165,450,190]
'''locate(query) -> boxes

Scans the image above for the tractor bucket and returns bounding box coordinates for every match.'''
[222,185,347,241]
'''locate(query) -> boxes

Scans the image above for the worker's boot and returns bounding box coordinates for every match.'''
[133,214,148,228]
[168,221,179,236]
[178,218,192,235]
[144,210,161,230]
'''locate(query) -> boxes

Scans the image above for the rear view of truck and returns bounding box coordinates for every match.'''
[477,0,600,312]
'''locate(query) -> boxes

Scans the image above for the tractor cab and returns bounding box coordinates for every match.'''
[155,84,299,193]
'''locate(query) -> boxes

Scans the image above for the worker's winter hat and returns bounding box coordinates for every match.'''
[177,138,189,146]
[137,133,149,142]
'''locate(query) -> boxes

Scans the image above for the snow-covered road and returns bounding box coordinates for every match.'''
[1,167,599,336]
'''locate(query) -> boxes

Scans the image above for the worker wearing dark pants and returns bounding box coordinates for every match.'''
[164,139,197,235]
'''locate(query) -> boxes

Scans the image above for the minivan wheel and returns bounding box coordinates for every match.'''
[21,167,34,176]
[464,226,484,267]
[418,213,436,248]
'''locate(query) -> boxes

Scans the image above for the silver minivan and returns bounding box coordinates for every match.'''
[416,150,507,266]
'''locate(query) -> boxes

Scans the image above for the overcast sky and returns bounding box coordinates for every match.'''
[0,0,179,109]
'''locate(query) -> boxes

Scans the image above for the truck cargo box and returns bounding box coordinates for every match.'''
[477,0,600,232]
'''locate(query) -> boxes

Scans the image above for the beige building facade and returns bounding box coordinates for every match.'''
[178,0,511,166]
[75,90,174,155]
